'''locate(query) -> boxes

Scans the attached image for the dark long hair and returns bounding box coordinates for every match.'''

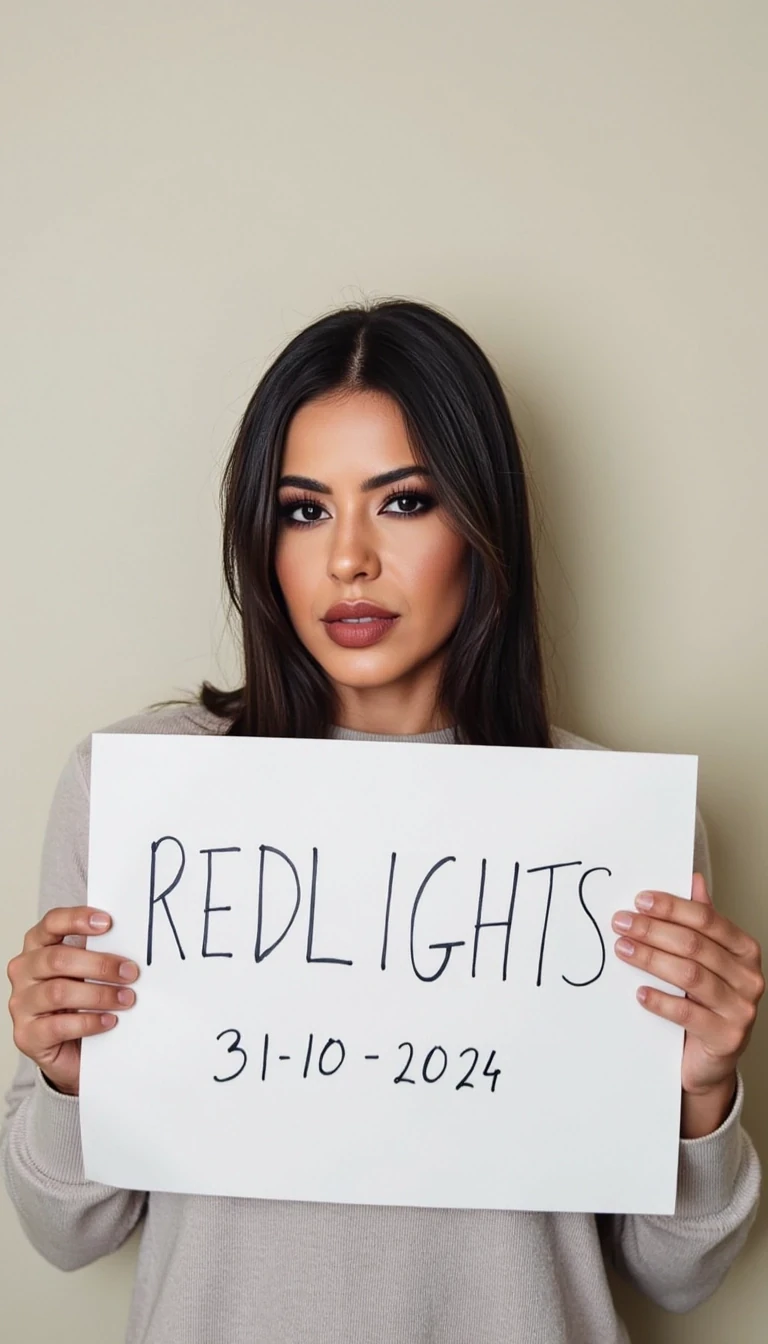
[196,297,550,746]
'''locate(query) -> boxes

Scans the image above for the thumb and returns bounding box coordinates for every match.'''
[691,871,712,905]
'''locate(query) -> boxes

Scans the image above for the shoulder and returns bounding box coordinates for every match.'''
[37,702,232,908]
[549,724,608,752]
[70,700,232,791]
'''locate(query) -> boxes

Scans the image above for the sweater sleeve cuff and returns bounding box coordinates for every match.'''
[26,1068,86,1184]
[675,1071,746,1217]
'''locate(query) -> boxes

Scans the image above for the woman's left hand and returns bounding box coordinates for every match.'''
[612,874,764,1136]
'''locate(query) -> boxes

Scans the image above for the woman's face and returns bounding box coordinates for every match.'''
[274,389,470,731]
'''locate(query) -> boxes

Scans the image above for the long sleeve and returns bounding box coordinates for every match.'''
[598,803,762,1310]
[599,1070,761,1310]
[1,743,147,1270]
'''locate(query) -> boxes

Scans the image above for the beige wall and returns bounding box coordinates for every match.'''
[2,2,765,1338]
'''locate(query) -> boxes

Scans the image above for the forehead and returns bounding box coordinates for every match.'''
[282,390,416,473]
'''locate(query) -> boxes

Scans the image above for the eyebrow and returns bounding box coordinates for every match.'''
[277,465,432,495]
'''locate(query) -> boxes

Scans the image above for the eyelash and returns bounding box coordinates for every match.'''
[277,488,437,529]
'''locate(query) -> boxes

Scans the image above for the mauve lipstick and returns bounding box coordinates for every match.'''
[321,600,400,649]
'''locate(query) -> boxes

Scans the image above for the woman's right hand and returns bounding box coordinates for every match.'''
[6,906,139,1096]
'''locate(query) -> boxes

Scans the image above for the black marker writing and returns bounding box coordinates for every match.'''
[200,846,240,958]
[318,1038,346,1075]
[472,858,520,980]
[254,845,301,963]
[379,851,398,970]
[562,866,610,987]
[213,1028,247,1083]
[410,855,465,982]
[527,860,583,987]
[212,1028,503,1092]
[147,835,186,966]
[306,846,353,967]
[143,837,613,986]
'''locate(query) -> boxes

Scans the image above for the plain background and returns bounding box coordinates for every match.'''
[1,2,765,1340]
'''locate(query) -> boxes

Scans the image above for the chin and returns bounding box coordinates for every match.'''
[307,641,409,682]
[322,660,406,690]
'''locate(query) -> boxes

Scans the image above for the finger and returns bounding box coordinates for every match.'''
[23,978,136,1017]
[22,906,113,954]
[614,936,743,1018]
[636,985,754,1056]
[691,871,712,907]
[18,1011,119,1056]
[611,910,761,999]
[633,876,761,964]
[27,945,139,987]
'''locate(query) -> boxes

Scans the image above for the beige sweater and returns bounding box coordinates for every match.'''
[2,703,761,1344]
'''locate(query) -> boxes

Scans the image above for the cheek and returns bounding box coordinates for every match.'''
[274,537,311,617]
[399,528,469,616]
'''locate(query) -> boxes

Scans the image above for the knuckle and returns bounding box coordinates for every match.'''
[7,991,21,1019]
[743,936,762,965]
[6,955,21,984]
[682,930,703,959]
[724,1027,744,1056]
[50,1014,70,1042]
[676,996,694,1026]
[48,947,69,975]
[47,979,67,1009]
[741,1000,758,1028]
[681,959,703,989]
[753,971,766,1002]
[695,903,717,934]
[96,956,112,981]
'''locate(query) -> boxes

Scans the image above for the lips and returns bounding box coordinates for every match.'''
[321,601,399,649]
[323,601,398,622]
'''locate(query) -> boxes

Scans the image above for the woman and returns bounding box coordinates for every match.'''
[3,298,763,1343]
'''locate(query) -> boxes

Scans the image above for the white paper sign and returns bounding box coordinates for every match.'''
[80,734,698,1213]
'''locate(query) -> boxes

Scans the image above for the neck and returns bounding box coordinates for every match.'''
[330,663,450,738]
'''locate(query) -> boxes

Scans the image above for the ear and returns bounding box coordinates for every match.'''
[691,871,712,906]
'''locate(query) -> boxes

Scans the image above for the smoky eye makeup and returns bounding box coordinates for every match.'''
[277,495,329,527]
[277,482,438,528]
[378,486,437,517]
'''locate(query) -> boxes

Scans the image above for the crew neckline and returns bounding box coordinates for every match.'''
[330,723,457,743]
[180,702,457,744]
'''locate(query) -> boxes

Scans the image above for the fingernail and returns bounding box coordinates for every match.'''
[615,937,636,956]
[89,912,111,930]
[119,962,138,981]
[101,1014,117,1027]
[612,912,633,932]
[637,986,648,1004]
[117,988,135,1005]
[635,892,654,911]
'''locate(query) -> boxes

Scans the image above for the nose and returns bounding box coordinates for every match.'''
[327,509,382,583]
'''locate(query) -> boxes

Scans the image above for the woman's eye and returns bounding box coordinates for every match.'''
[279,499,328,526]
[278,490,434,527]
[381,491,434,516]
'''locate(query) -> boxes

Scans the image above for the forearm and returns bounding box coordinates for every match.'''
[2,1066,146,1271]
[601,1072,761,1312]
